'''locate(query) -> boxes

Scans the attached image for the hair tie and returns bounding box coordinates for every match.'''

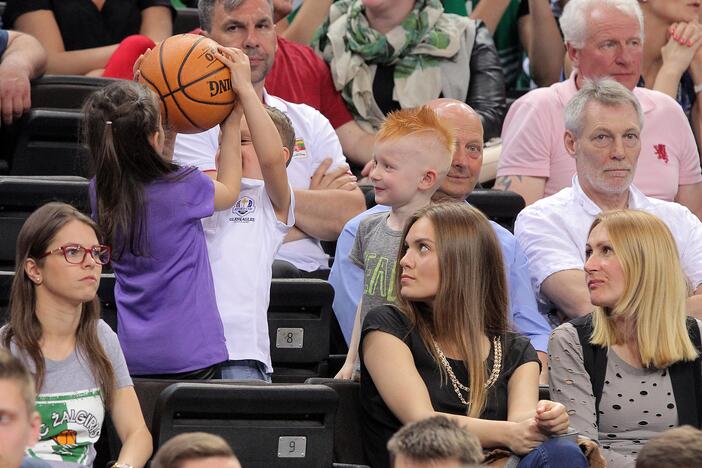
[105,121,112,126]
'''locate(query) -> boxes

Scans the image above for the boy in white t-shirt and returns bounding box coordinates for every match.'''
[204,50,295,381]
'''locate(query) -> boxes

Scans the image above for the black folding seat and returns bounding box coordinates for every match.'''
[466,188,526,233]
[153,382,338,468]
[31,75,118,110]
[268,278,333,382]
[174,8,201,34]
[8,109,89,177]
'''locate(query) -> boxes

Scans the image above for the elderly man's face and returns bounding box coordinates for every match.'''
[571,5,643,90]
[566,101,641,197]
[434,107,483,200]
[207,0,277,85]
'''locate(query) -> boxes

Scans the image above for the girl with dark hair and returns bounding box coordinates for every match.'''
[84,78,241,378]
[1,202,151,467]
[360,202,587,468]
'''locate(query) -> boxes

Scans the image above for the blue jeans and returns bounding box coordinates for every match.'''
[515,437,588,468]
[220,359,272,382]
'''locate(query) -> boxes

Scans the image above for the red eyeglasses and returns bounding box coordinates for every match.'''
[38,244,111,265]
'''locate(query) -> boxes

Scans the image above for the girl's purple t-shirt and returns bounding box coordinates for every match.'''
[91,168,227,374]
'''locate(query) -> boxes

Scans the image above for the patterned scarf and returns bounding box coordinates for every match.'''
[316,0,471,131]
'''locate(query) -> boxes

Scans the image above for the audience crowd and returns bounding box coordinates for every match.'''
[2,0,702,467]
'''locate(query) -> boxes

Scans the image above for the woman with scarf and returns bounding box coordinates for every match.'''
[315,0,506,140]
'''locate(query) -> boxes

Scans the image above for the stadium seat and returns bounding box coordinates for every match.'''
[268,279,333,382]
[7,109,89,176]
[466,189,526,233]
[174,8,201,34]
[539,384,551,401]
[306,378,368,466]
[0,176,89,268]
[153,382,339,468]
[31,75,118,110]
[359,187,525,232]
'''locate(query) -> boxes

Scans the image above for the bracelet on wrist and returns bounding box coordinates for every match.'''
[694,83,702,95]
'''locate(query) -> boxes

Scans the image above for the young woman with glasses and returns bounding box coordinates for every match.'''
[1,202,151,467]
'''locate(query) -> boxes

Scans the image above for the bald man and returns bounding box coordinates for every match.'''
[328,99,552,372]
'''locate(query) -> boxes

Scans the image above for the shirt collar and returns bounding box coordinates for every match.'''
[571,175,646,214]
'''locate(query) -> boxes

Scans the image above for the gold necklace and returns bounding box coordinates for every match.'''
[432,336,502,406]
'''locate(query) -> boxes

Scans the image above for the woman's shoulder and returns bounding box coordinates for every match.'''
[96,320,120,349]
[362,305,412,338]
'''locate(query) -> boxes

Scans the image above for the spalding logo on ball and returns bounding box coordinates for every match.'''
[138,34,237,134]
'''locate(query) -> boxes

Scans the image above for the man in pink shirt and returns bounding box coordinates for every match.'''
[495,0,702,220]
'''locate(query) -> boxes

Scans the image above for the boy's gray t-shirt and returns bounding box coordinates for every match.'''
[349,211,404,335]
[8,320,132,467]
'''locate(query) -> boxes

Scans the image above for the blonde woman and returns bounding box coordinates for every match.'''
[361,202,586,468]
[549,209,702,468]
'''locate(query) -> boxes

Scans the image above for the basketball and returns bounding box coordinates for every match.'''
[138,34,237,134]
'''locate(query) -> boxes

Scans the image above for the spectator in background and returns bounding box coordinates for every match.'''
[360,202,584,468]
[636,426,702,468]
[0,29,46,125]
[495,0,702,223]
[638,1,702,156]
[181,0,366,278]
[549,209,702,467]
[0,349,47,468]
[315,0,506,140]
[264,0,376,167]
[2,0,173,78]
[514,79,702,322]
[469,0,564,88]
[329,99,553,379]
[387,416,484,468]
[1,202,152,467]
[151,433,241,468]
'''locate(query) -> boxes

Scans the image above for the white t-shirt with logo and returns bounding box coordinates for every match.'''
[203,178,295,371]
[174,91,347,272]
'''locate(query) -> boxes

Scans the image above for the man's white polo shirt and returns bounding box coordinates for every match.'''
[515,176,702,312]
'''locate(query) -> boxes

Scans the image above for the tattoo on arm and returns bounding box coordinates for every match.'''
[495,175,523,192]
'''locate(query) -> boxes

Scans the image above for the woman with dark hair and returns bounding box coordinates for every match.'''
[84,74,242,378]
[549,209,702,467]
[360,202,587,468]
[1,202,151,467]
[315,0,506,140]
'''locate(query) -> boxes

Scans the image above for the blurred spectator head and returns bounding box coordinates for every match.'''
[151,432,241,468]
[0,349,41,468]
[387,415,484,468]
[636,426,702,468]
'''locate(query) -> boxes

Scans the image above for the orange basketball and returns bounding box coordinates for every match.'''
[138,34,237,134]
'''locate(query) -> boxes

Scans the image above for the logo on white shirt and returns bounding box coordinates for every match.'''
[230,196,256,223]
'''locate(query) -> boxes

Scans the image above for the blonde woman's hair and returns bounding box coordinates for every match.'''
[395,201,509,417]
[588,210,698,368]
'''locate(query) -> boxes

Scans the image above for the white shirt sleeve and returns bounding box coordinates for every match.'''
[173,127,220,172]
[514,205,586,295]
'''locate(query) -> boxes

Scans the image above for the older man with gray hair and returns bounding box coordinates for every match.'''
[495,0,702,222]
[514,78,702,323]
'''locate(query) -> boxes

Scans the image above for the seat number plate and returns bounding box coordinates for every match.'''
[276,328,304,348]
[278,436,306,458]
